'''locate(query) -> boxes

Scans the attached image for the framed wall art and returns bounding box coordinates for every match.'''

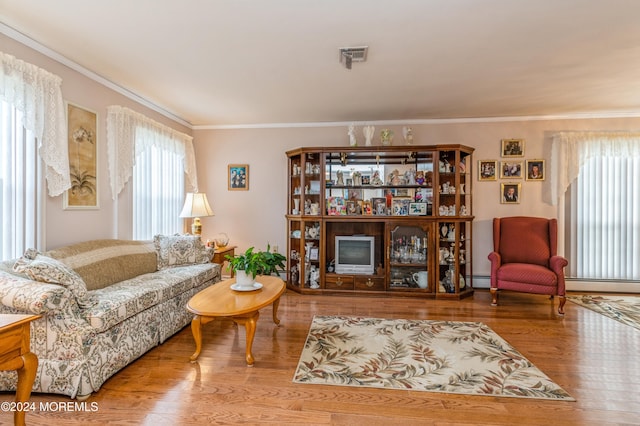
[408,202,427,216]
[501,183,521,204]
[526,159,545,180]
[500,161,523,179]
[501,138,524,157]
[228,164,249,190]
[64,102,98,209]
[478,160,497,181]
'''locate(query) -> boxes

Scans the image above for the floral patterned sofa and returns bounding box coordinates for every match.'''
[0,236,220,399]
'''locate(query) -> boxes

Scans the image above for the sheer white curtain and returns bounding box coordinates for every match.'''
[106,106,197,240]
[0,52,69,196]
[0,52,68,260]
[106,106,197,200]
[552,132,640,281]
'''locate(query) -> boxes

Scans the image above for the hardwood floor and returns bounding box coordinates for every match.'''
[1,290,638,425]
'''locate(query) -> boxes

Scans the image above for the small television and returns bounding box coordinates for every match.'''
[334,235,375,275]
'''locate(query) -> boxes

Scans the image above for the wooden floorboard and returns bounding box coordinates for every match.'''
[1,289,639,425]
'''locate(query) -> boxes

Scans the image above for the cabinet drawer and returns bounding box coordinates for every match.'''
[355,276,385,291]
[325,275,354,290]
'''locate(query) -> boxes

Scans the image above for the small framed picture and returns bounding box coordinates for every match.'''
[346,200,360,215]
[228,164,249,190]
[500,161,523,178]
[526,159,545,181]
[501,139,524,157]
[309,247,319,261]
[478,160,497,181]
[371,197,387,215]
[501,183,521,204]
[408,202,427,216]
[362,200,373,215]
[392,197,411,216]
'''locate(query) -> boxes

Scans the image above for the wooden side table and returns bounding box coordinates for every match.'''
[0,314,41,426]
[211,245,237,277]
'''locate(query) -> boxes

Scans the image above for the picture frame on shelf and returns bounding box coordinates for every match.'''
[501,183,521,204]
[228,164,249,190]
[501,139,524,157]
[391,197,411,216]
[64,102,98,210]
[408,202,428,216]
[478,160,497,181]
[309,247,319,261]
[371,197,387,215]
[500,161,523,178]
[346,200,360,215]
[526,159,545,180]
[362,200,373,215]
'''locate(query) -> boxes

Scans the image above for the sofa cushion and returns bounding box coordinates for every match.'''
[154,234,213,270]
[84,263,219,333]
[12,249,95,308]
[46,239,157,291]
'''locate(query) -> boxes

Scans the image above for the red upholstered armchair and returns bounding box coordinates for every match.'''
[488,217,568,315]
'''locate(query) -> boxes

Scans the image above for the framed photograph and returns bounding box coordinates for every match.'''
[526,159,545,181]
[501,183,521,204]
[392,197,411,216]
[408,202,427,216]
[309,247,319,261]
[362,200,373,215]
[228,164,249,190]
[500,161,523,178]
[501,138,525,157]
[371,197,387,215]
[346,200,360,215]
[64,102,98,209]
[478,160,497,181]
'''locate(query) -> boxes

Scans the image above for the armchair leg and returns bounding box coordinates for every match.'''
[490,288,498,306]
[558,296,566,316]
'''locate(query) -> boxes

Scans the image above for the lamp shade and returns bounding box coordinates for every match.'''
[179,192,214,218]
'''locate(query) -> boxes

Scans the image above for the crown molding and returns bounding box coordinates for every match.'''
[1,22,192,129]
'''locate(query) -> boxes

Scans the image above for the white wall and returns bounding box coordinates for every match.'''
[194,116,640,282]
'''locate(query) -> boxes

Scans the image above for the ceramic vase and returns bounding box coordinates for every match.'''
[235,270,256,288]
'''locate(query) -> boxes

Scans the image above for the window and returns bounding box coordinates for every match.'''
[133,144,184,240]
[0,101,43,260]
[568,156,640,280]
[553,131,640,282]
[0,53,67,261]
[106,106,198,241]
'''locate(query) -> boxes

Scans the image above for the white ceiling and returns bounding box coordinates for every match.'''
[2,0,640,128]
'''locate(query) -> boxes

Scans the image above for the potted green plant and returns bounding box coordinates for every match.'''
[226,245,286,288]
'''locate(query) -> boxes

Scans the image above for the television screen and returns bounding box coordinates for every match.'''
[335,236,375,274]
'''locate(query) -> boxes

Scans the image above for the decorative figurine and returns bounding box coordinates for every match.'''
[363,125,375,146]
[402,126,414,144]
[348,123,357,146]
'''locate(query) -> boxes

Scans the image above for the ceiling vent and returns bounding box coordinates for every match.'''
[339,46,368,70]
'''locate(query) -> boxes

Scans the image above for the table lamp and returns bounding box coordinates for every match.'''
[179,192,214,236]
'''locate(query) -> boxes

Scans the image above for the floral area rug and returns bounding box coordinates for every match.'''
[293,315,574,400]
[568,295,640,330]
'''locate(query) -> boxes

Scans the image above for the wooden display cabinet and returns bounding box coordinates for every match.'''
[285,145,473,299]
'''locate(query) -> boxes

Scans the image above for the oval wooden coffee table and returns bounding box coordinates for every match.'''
[186,275,286,366]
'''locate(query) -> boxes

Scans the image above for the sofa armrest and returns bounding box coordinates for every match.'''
[487,251,502,288]
[0,271,73,315]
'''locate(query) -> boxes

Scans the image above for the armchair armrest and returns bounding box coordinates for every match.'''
[549,255,569,295]
[0,271,73,315]
[487,251,501,288]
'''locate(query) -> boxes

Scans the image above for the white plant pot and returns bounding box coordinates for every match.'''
[235,270,256,288]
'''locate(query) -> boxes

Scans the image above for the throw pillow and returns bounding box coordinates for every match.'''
[154,234,213,270]
[13,248,95,308]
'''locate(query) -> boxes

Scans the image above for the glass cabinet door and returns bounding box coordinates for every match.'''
[388,223,431,291]
[437,220,472,295]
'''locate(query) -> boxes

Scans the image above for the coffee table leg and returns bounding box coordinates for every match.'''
[232,311,259,366]
[272,296,282,325]
[14,352,37,426]
[190,315,214,362]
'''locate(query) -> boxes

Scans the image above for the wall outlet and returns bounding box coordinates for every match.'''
[272,245,279,253]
